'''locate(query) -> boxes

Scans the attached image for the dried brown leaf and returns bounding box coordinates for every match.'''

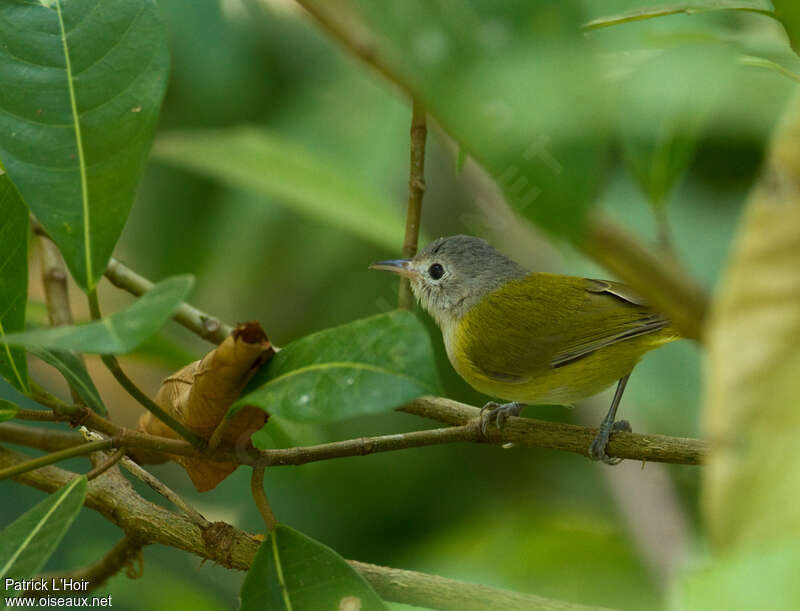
[130,322,275,491]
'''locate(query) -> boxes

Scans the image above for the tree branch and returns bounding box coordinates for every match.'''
[2,392,706,469]
[398,98,427,309]
[0,438,113,481]
[0,447,610,611]
[104,257,233,344]
[41,537,145,593]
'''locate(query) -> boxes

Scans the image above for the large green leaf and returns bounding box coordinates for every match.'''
[232,311,439,424]
[240,524,387,611]
[0,276,193,355]
[0,477,87,608]
[27,347,106,415]
[0,170,29,394]
[152,128,406,250]
[0,0,169,292]
[702,94,800,551]
[0,400,19,423]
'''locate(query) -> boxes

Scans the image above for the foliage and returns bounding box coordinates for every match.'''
[0,0,799,609]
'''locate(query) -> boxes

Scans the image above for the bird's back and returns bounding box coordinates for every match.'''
[444,273,679,404]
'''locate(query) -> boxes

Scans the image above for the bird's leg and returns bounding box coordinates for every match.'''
[589,374,631,465]
[479,401,525,436]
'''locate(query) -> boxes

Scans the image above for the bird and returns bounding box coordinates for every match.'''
[370,235,679,464]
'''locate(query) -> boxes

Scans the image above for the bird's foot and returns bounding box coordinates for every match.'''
[588,419,632,465]
[479,401,524,436]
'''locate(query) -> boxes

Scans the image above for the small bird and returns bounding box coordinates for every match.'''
[371,235,679,464]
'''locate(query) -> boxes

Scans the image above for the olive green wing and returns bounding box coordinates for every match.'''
[458,274,670,382]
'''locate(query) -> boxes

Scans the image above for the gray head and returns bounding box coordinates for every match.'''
[370,235,527,325]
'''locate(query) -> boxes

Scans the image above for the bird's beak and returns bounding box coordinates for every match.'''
[369,259,416,278]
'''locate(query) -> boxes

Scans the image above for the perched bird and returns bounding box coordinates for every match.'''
[371,235,679,464]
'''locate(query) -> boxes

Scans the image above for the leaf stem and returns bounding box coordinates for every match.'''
[0,439,113,481]
[398,98,427,310]
[251,465,278,532]
[85,447,126,481]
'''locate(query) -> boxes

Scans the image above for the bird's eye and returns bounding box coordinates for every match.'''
[428,263,444,280]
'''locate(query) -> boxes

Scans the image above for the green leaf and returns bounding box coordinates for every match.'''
[152,128,406,250]
[240,524,388,611]
[702,95,800,551]
[27,347,106,415]
[774,0,800,56]
[0,0,169,292]
[680,540,800,611]
[1,276,193,355]
[0,400,19,423]
[0,171,29,394]
[232,311,439,424]
[0,477,87,605]
[583,1,776,30]
[616,45,735,208]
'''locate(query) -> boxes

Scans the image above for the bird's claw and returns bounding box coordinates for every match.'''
[479,401,524,436]
[588,420,632,465]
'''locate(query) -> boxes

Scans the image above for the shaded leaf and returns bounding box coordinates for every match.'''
[0,0,169,292]
[771,1,800,56]
[152,128,406,250]
[1,276,193,355]
[232,311,439,424]
[702,94,800,550]
[27,346,106,416]
[240,524,387,611]
[583,1,775,30]
[0,170,29,393]
[0,399,18,423]
[615,45,735,208]
[0,477,87,606]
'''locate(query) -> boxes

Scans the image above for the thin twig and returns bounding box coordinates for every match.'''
[87,287,203,448]
[0,439,113,480]
[0,422,82,452]
[14,408,65,422]
[398,98,427,309]
[40,537,144,593]
[105,257,233,344]
[36,233,86,405]
[80,429,210,528]
[86,447,126,481]
[250,465,278,532]
[1,447,609,611]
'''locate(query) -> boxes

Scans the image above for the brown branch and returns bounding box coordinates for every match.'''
[2,391,706,468]
[400,397,707,465]
[41,537,145,593]
[36,233,90,405]
[250,466,278,532]
[398,98,427,309]
[0,447,609,611]
[104,257,233,345]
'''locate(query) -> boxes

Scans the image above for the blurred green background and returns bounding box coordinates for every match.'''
[2,0,797,609]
